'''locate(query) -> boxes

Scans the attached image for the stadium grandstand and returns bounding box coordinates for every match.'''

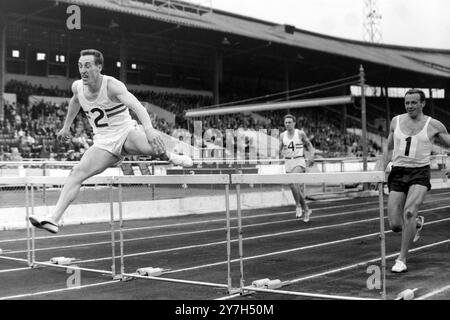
[0,0,449,163]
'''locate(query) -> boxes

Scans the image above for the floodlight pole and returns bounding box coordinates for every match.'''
[360,65,368,174]
[0,15,5,122]
[120,33,128,84]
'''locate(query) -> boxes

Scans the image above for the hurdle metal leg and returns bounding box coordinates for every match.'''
[42,163,47,204]
[236,183,244,294]
[378,182,386,300]
[322,162,326,193]
[25,183,31,267]
[118,183,125,279]
[151,163,155,200]
[225,184,232,293]
[109,183,116,278]
[30,183,36,266]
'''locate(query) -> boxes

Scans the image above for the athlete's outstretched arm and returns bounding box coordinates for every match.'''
[107,78,165,151]
[57,82,81,140]
[301,132,315,165]
[431,119,450,148]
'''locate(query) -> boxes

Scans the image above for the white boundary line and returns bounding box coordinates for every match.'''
[216,239,450,301]
[166,217,450,275]
[0,267,31,274]
[0,255,28,263]
[2,240,448,301]
[2,190,450,245]
[4,206,385,255]
[0,280,121,300]
[5,198,448,256]
[286,238,450,286]
[3,205,449,277]
[76,214,384,264]
[0,199,384,244]
[1,188,449,300]
[1,217,448,300]
[240,285,378,300]
[415,285,450,300]
[3,190,449,245]
[74,208,450,265]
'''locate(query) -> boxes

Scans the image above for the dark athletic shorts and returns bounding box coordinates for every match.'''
[387,165,431,194]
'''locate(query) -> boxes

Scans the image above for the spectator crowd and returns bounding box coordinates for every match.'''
[1,80,382,161]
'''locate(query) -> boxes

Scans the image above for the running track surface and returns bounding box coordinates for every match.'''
[0,189,449,300]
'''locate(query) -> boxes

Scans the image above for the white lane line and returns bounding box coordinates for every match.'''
[0,209,296,244]
[76,214,385,264]
[215,239,450,301]
[415,284,450,300]
[6,200,445,255]
[286,239,450,286]
[5,198,449,255]
[2,189,450,245]
[0,267,31,274]
[0,280,121,300]
[4,205,449,269]
[165,218,450,275]
[73,207,450,264]
[0,255,28,263]
[0,200,384,244]
[3,206,385,255]
[2,219,448,300]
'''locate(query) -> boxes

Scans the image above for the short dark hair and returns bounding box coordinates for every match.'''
[80,49,104,66]
[405,89,426,102]
[283,114,296,122]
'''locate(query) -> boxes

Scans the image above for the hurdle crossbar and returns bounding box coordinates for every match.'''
[0,177,27,184]
[25,174,230,185]
[231,171,385,185]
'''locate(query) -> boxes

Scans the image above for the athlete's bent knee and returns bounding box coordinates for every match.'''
[404,206,418,220]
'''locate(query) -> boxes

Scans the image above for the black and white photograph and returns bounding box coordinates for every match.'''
[0,0,448,310]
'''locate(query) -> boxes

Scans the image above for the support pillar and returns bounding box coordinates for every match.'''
[120,33,128,84]
[0,16,6,122]
[213,47,222,106]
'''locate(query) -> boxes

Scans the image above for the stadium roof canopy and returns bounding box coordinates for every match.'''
[54,0,450,79]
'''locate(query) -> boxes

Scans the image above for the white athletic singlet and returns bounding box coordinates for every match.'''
[76,75,134,136]
[75,75,138,157]
[392,114,432,167]
[281,129,305,158]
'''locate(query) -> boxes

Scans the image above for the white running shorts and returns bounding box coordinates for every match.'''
[285,157,306,173]
[93,120,138,158]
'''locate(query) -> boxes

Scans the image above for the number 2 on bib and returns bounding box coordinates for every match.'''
[91,108,109,128]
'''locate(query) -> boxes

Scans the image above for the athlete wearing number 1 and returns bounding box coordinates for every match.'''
[29,49,193,234]
[376,89,450,273]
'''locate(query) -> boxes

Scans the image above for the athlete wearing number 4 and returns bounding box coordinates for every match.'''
[29,49,193,234]
[280,114,315,222]
[375,89,450,273]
